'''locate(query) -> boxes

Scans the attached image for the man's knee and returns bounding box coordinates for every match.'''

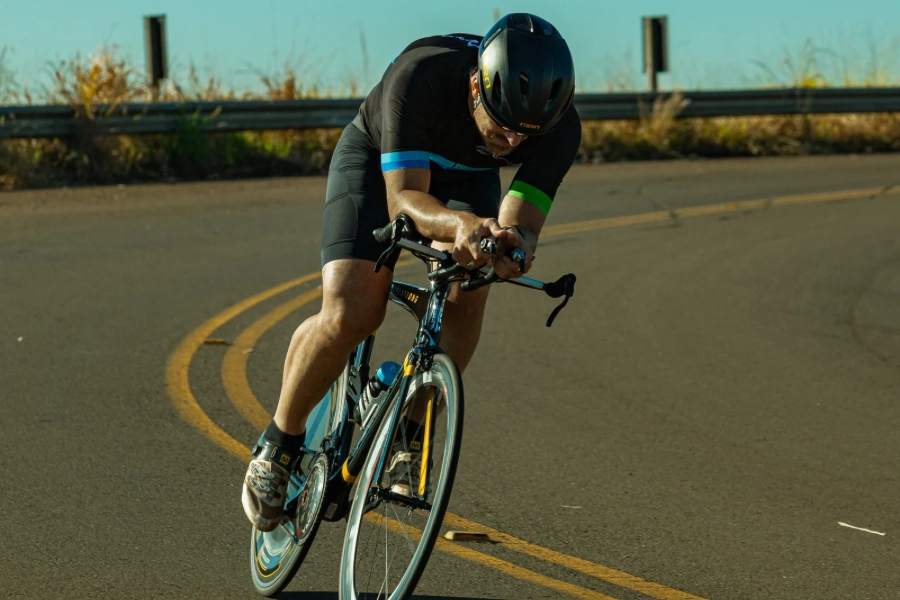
[318,301,386,346]
[316,259,391,347]
[447,282,489,315]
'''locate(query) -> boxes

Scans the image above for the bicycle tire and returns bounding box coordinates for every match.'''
[249,357,352,596]
[339,353,464,600]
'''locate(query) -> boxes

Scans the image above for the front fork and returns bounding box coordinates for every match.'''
[367,352,438,510]
[334,344,441,516]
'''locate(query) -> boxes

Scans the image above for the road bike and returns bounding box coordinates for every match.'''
[250,214,576,599]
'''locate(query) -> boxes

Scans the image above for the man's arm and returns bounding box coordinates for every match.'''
[384,167,458,242]
[384,168,508,268]
[498,194,544,252]
[492,108,582,279]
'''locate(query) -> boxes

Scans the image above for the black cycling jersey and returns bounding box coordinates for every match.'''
[355,33,581,216]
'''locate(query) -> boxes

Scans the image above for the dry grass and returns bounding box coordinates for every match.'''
[1,45,899,190]
[582,92,900,162]
[0,46,345,189]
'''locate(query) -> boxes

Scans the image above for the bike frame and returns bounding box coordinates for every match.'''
[287,238,552,519]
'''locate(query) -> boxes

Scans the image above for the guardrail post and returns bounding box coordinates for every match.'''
[642,16,668,93]
[144,15,168,100]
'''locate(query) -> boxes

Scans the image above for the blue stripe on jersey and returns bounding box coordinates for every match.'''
[381,151,429,172]
[383,159,431,171]
[381,151,495,173]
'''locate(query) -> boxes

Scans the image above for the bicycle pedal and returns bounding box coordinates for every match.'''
[321,499,349,522]
[321,485,352,522]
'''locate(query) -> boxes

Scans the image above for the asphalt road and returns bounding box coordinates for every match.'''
[2,154,899,599]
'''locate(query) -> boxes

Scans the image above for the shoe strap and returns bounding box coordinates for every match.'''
[253,436,299,471]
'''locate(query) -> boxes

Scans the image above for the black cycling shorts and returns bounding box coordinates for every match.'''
[320,121,502,270]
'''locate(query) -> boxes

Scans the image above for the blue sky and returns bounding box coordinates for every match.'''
[2,0,899,95]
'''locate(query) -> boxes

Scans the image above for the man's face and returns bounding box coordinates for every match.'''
[473,103,527,157]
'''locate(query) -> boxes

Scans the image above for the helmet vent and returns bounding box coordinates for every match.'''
[491,74,503,107]
[509,14,533,32]
[546,78,563,107]
[518,73,530,97]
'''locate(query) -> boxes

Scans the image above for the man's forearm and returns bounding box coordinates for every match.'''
[498,194,546,255]
[388,190,473,242]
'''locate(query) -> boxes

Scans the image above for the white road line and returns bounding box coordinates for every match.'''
[838,522,886,536]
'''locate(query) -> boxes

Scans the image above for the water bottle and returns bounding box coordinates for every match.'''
[354,361,402,426]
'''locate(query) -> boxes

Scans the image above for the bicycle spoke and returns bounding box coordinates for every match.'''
[387,503,413,552]
[360,513,388,596]
[384,507,413,571]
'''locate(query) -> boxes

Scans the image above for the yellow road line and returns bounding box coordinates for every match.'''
[441,513,704,600]
[222,287,324,432]
[168,259,420,459]
[542,185,899,239]
[432,536,619,600]
[165,271,323,461]
[362,513,619,600]
[216,270,707,600]
[167,185,894,598]
[543,210,670,237]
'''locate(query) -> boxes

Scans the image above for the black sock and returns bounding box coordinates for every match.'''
[264,420,306,454]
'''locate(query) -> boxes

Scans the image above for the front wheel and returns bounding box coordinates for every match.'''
[339,353,464,600]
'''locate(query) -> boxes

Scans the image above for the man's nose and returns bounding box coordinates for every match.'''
[503,130,525,146]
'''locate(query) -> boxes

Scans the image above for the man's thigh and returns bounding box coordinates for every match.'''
[321,258,393,330]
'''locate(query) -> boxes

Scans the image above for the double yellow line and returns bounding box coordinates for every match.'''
[165,184,896,599]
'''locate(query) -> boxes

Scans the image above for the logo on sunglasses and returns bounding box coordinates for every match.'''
[482,66,491,89]
[519,122,540,130]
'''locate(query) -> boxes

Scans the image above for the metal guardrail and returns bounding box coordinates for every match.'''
[575,88,900,120]
[1,88,899,139]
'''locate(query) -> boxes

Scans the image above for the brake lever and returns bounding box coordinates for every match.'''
[373,239,398,273]
[372,220,402,273]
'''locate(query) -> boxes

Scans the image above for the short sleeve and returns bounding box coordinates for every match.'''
[380,53,439,172]
[508,107,582,215]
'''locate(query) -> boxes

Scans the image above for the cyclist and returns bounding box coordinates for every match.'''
[243,13,581,531]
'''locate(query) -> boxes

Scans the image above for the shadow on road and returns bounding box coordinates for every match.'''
[277,593,493,600]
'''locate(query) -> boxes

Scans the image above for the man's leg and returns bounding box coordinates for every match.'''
[274,258,393,433]
[243,257,391,530]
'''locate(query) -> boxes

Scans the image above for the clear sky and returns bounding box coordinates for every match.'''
[2,0,899,96]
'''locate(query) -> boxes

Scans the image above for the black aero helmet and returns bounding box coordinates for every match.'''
[477,13,575,136]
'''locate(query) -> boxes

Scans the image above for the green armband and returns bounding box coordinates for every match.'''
[508,180,552,216]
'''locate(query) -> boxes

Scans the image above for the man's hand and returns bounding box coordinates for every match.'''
[452,215,507,268]
[493,226,534,280]
[452,215,534,280]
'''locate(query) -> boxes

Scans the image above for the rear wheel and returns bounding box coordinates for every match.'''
[250,453,329,596]
[339,353,464,600]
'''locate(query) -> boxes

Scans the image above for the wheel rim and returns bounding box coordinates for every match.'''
[295,455,327,544]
